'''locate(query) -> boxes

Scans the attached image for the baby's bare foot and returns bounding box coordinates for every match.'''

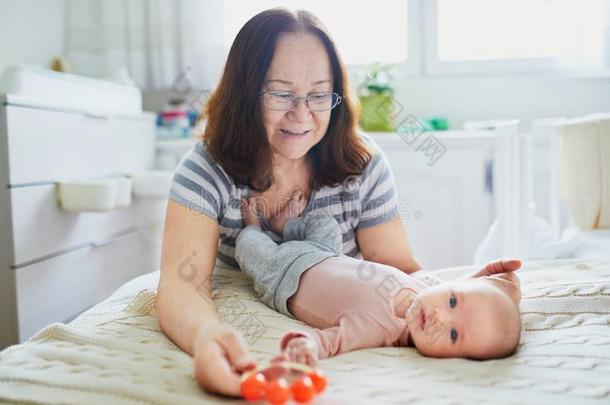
[270,190,307,235]
[241,197,261,227]
[283,336,318,367]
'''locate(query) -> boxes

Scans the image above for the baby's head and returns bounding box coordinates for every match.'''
[405,274,521,360]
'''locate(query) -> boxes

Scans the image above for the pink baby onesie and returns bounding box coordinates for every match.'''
[279,255,442,359]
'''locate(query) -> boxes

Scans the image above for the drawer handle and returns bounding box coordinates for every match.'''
[84,112,110,120]
[91,227,139,249]
[11,227,141,269]
[91,238,116,249]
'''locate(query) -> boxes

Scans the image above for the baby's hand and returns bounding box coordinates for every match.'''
[283,336,319,367]
[241,197,261,227]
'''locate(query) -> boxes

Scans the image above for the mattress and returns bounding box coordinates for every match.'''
[1,258,609,404]
[0,64,142,115]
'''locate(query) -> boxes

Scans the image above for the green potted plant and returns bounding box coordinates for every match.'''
[357,63,397,132]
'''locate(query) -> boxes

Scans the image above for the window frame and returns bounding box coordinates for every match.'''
[398,0,422,76]
[415,0,610,78]
[222,0,610,79]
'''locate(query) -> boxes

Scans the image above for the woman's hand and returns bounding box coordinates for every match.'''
[465,259,522,304]
[466,259,522,279]
[192,322,257,397]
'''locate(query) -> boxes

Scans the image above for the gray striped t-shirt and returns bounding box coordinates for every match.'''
[169,132,399,270]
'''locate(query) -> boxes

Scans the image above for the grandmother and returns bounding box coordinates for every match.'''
[156,7,520,397]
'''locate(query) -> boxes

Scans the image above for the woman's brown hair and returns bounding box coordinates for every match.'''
[203,7,371,191]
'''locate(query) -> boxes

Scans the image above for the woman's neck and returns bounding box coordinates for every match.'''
[271,154,310,190]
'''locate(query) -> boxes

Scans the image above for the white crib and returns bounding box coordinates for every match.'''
[482,115,610,262]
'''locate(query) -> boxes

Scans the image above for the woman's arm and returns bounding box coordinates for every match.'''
[157,201,220,353]
[356,216,422,274]
[356,217,522,282]
[157,200,254,397]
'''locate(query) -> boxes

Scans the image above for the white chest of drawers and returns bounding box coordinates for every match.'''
[0,94,167,349]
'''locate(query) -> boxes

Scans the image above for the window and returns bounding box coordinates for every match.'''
[220,0,610,77]
[222,0,409,65]
[426,0,610,75]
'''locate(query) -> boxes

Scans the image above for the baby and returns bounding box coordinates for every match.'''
[234,191,522,365]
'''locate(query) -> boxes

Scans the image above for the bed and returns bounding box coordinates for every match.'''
[1,258,609,404]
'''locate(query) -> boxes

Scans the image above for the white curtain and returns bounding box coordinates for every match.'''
[65,0,226,90]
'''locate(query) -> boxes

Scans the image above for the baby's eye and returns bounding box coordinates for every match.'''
[450,328,458,343]
[449,293,457,308]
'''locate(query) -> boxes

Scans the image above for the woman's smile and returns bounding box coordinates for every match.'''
[280,128,312,138]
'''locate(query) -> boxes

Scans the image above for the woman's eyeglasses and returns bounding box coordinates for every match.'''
[260,91,342,112]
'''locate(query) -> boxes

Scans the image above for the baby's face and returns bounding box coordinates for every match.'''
[405,278,521,359]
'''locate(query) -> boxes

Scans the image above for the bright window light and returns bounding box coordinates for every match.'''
[223,1,408,64]
[437,0,608,66]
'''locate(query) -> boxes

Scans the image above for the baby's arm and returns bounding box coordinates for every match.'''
[399,249,520,289]
[409,270,444,287]
[279,312,389,366]
[412,260,522,292]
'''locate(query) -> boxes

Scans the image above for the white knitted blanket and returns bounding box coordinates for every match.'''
[1,259,609,404]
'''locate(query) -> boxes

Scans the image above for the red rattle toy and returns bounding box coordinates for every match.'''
[240,361,327,404]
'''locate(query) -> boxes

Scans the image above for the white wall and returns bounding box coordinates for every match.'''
[393,75,610,128]
[1,0,607,129]
[0,0,66,75]
[145,75,610,127]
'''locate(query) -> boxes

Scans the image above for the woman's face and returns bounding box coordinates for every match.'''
[262,32,334,162]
